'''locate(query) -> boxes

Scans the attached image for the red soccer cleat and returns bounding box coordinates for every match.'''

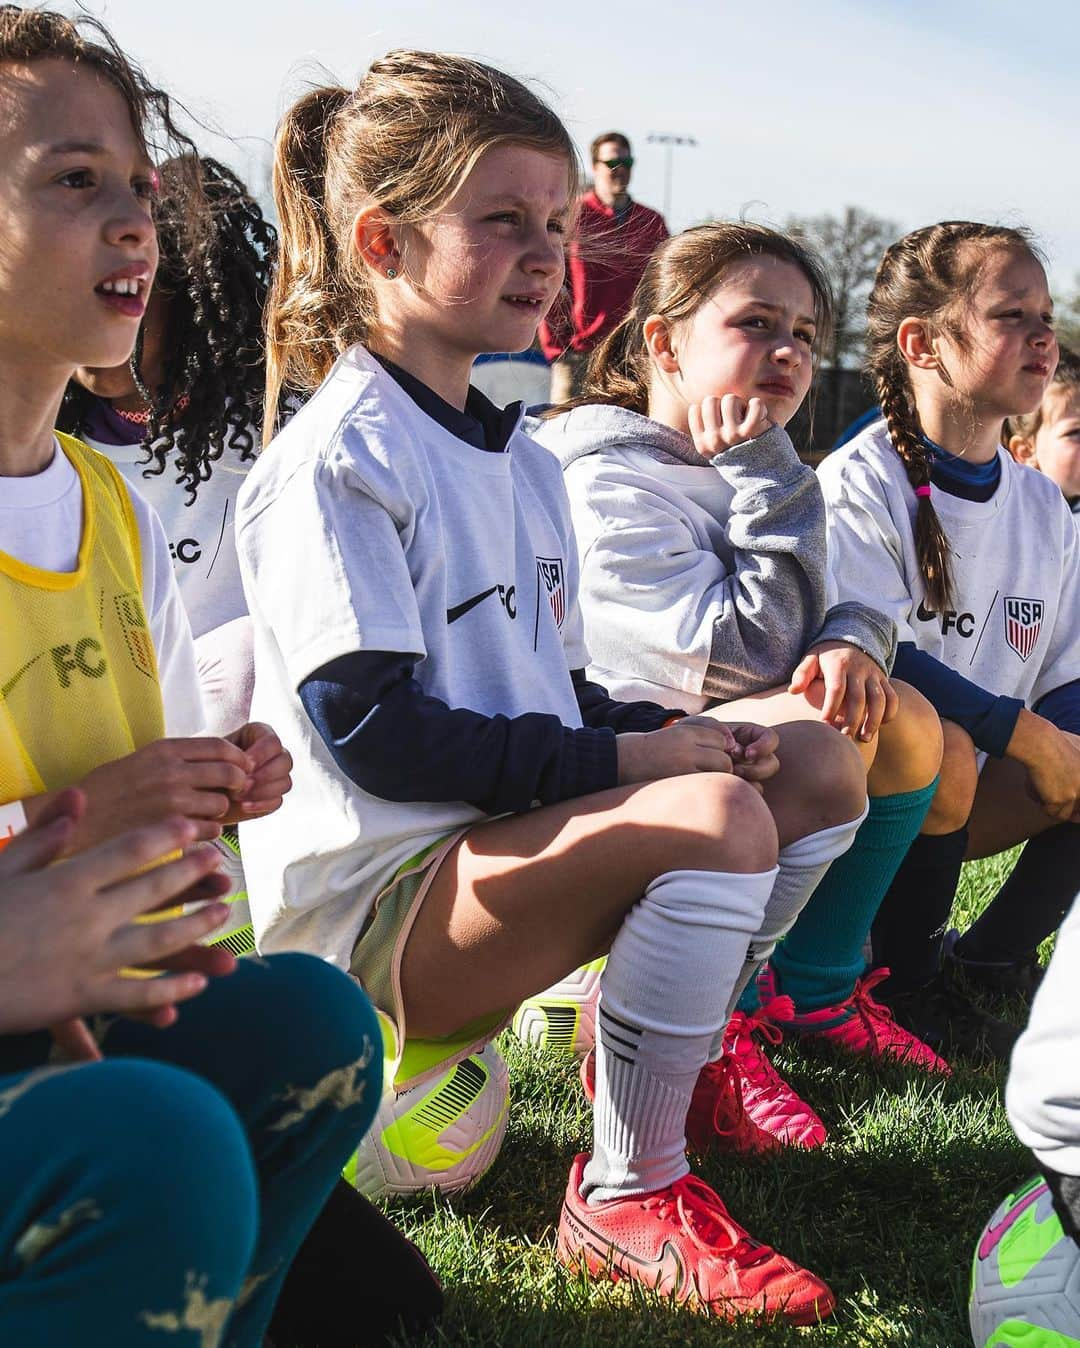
[557,1153,836,1325]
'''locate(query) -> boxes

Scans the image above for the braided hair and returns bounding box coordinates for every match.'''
[866,221,1038,612]
[61,155,277,500]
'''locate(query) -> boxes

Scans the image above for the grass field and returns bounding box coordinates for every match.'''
[378,850,1035,1348]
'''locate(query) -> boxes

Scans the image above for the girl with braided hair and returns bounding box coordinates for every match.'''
[61,153,274,736]
[814,221,1080,1062]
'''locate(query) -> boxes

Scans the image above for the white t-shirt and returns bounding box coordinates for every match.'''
[85,431,255,735]
[1008,890,1080,1175]
[236,345,588,969]
[0,439,204,736]
[83,430,250,642]
[818,423,1080,708]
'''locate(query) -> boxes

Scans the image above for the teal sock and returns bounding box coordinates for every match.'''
[744,780,938,1014]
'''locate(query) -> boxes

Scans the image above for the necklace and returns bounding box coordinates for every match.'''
[112,404,152,426]
[109,392,190,429]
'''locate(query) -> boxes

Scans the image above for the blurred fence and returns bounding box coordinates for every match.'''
[472,355,877,465]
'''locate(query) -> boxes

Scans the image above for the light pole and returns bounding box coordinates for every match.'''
[646,132,698,223]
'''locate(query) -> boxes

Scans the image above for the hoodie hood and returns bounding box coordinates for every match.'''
[527,403,703,469]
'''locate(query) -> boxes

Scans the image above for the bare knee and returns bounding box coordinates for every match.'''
[871,680,945,794]
[653,772,779,874]
[771,721,867,830]
[924,720,978,834]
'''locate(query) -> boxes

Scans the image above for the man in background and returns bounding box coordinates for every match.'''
[540,131,668,402]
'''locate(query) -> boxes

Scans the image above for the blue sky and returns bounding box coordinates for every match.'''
[81,0,1080,293]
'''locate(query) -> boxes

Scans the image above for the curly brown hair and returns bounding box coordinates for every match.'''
[61,156,277,501]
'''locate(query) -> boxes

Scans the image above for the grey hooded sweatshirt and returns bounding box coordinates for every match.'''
[529,404,895,713]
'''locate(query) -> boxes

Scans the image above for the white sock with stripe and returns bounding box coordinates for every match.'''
[583,865,777,1203]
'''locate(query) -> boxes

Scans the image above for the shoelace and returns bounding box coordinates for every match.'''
[842,967,898,1046]
[642,1175,770,1265]
[724,998,794,1094]
[698,1055,748,1141]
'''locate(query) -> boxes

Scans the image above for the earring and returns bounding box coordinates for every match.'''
[385,267,397,279]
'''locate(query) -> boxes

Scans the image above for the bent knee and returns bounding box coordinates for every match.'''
[876,681,945,790]
[924,720,978,833]
[662,772,779,874]
[777,721,867,822]
[68,1061,256,1238]
[224,954,382,1081]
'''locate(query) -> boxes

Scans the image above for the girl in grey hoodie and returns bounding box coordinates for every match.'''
[532,224,948,1148]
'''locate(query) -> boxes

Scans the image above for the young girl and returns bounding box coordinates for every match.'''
[817,222,1080,1057]
[60,153,274,737]
[532,223,947,1103]
[0,10,379,1344]
[57,147,444,1348]
[1006,344,1080,517]
[238,51,836,1323]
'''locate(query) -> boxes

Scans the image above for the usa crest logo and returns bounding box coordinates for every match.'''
[1003,596,1044,662]
[534,556,566,649]
[115,590,156,679]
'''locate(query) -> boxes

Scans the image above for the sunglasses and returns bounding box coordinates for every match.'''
[597,156,634,170]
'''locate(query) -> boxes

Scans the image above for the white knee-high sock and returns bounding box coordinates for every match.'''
[583,865,777,1203]
[722,802,869,1025]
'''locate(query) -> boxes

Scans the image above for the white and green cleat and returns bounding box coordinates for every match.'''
[202,827,256,958]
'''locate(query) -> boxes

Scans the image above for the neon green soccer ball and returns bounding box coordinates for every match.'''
[970,1175,1080,1346]
[344,1041,509,1199]
[511,958,606,1058]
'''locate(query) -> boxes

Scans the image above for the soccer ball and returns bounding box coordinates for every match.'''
[511,958,606,1057]
[202,828,256,957]
[970,1174,1080,1346]
[344,1041,510,1199]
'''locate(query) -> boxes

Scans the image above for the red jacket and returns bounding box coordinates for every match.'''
[540,191,668,361]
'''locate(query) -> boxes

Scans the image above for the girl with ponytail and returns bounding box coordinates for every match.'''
[534,224,948,1147]
[817,221,1080,1061]
[236,53,838,1324]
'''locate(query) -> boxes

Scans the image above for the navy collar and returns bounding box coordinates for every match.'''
[371,352,522,453]
[922,435,1001,503]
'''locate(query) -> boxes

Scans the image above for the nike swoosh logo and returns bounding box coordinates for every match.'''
[2,652,44,699]
[567,1206,687,1297]
[978,1182,1046,1259]
[447,586,498,624]
[916,601,936,623]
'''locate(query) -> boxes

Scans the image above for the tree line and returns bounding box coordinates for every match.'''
[786,207,1080,368]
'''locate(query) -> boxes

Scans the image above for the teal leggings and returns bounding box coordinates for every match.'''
[0,953,381,1347]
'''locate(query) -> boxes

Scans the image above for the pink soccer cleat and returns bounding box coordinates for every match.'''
[704,1000,827,1151]
[580,999,826,1156]
[754,964,951,1076]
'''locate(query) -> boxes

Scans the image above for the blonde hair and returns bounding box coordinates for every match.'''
[867,221,1040,612]
[556,221,832,417]
[1006,345,1080,444]
[265,50,578,439]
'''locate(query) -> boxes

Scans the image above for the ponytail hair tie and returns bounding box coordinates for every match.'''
[915,485,932,499]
